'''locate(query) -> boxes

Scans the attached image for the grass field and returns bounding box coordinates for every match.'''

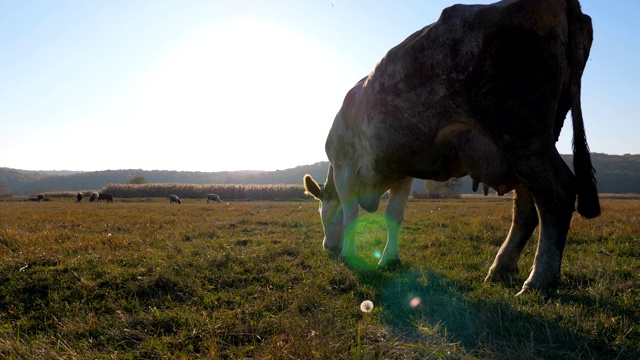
[0,198,638,359]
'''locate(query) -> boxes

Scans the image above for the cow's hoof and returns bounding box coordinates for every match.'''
[484,265,518,284]
[514,286,529,297]
[378,258,401,269]
[515,280,558,297]
[325,248,341,259]
[515,285,546,297]
[339,250,357,263]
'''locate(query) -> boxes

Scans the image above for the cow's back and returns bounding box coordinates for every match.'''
[331,0,582,181]
[465,0,575,145]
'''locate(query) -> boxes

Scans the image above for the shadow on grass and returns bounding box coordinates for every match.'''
[350,264,638,359]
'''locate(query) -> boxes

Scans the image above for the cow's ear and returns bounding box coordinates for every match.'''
[304,174,323,200]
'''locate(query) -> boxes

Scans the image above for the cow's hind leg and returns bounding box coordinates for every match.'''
[514,151,576,295]
[379,178,413,268]
[485,184,538,283]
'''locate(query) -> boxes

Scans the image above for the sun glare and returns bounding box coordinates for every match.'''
[111,17,353,171]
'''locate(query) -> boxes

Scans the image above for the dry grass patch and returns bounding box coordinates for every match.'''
[0,198,638,358]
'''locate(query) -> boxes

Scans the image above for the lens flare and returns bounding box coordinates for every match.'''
[409,297,421,308]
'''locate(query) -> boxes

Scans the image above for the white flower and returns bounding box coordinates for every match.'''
[360,300,374,313]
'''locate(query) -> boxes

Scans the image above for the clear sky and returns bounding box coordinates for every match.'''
[1,0,638,172]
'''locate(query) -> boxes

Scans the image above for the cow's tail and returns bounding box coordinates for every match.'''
[567,0,600,218]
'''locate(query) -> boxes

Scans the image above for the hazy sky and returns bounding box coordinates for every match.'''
[1,0,638,172]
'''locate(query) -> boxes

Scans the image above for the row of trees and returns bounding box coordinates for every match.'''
[101,183,307,201]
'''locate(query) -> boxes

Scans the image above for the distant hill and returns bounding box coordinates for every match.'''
[431,153,640,195]
[0,163,331,196]
[2,153,639,196]
[576,153,640,194]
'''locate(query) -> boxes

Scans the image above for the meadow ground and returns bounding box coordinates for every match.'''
[0,198,638,359]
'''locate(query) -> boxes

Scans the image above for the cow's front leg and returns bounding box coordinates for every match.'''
[485,184,538,282]
[379,178,412,267]
[340,198,359,261]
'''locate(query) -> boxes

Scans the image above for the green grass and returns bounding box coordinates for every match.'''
[0,198,638,359]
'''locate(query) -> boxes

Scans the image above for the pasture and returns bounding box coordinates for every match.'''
[0,198,638,359]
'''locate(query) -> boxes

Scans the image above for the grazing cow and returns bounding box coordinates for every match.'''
[37,194,44,202]
[303,0,600,295]
[98,193,113,203]
[170,194,181,204]
[89,192,99,202]
[206,194,221,203]
[76,193,84,203]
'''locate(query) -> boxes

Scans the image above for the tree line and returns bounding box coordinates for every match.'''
[37,183,308,201]
[2,153,640,197]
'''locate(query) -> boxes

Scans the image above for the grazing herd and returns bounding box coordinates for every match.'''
[34,192,222,204]
[170,193,222,204]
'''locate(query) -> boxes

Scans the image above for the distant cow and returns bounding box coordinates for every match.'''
[206,194,221,203]
[89,192,99,202]
[37,194,44,202]
[303,0,599,295]
[76,193,84,203]
[98,193,113,203]
[170,194,181,204]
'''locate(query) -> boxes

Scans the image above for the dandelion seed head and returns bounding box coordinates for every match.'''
[360,300,374,313]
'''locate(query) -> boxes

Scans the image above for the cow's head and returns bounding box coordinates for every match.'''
[303,168,344,254]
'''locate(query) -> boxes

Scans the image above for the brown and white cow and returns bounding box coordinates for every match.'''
[89,192,99,202]
[304,0,600,295]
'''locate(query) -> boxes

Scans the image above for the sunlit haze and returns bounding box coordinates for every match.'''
[1,0,638,172]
